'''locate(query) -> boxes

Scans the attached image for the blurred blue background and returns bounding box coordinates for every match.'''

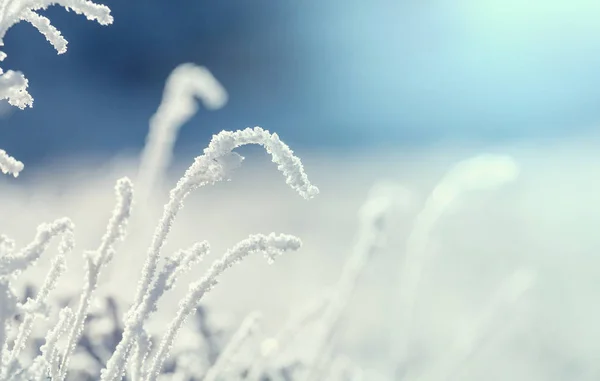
[2,0,600,167]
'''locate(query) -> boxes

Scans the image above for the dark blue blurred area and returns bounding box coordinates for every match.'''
[1,0,600,167]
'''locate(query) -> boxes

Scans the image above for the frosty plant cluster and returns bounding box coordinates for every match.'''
[0,124,318,381]
[0,0,113,177]
[0,1,538,380]
[0,2,320,380]
[0,73,319,381]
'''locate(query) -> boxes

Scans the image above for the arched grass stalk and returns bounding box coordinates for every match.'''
[138,63,227,200]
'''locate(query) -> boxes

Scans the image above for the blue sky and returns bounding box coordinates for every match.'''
[1,0,600,167]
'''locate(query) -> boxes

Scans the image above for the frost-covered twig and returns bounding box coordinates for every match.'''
[127,241,210,381]
[0,278,19,377]
[144,233,302,381]
[0,0,113,174]
[37,307,74,381]
[19,9,67,53]
[138,64,227,197]
[1,254,66,379]
[57,178,133,381]
[0,220,74,381]
[101,127,318,381]
[0,70,31,110]
[135,126,317,314]
[129,328,152,381]
[0,217,74,277]
[101,238,210,381]
[0,217,73,360]
[0,235,14,256]
[0,0,113,108]
[0,149,24,177]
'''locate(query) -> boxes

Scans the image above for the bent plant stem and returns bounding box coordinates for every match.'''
[58,178,133,381]
[103,128,317,381]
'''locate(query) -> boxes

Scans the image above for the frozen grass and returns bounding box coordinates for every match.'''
[1,1,599,380]
[2,134,600,381]
[0,72,321,379]
[0,0,113,170]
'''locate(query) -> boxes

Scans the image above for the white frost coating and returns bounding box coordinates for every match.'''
[201,127,320,200]
[57,178,134,381]
[0,71,31,109]
[0,235,14,255]
[393,154,520,375]
[0,149,23,177]
[0,0,113,174]
[101,241,210,381]
[144,233,302,381]
[102,127,317,381]
[138,63,227,196]
[0,0,113,42]
[38,307,74,380]
[119,242,210,381]
[20,9,67,53]
[131,126,316,357]
[1,255,66,379]
[0,217,73,381]
[138,241,211,321]
[95,178,135,267]
[0,279,19,379]
[0,217,74,276]
[129,328,152,381]
[0,0,112,108]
